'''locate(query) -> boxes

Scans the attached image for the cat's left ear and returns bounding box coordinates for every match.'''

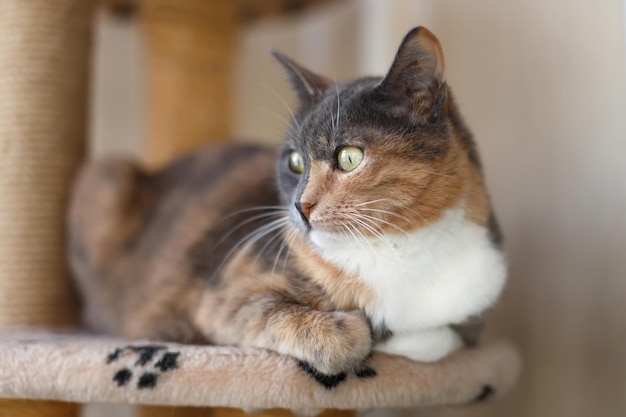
[270,50,332,106]
[377,27,446,123]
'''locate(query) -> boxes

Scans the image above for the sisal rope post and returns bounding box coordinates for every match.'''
[0,1,93,415]
[0,0,94,332]
[140,0,237,168]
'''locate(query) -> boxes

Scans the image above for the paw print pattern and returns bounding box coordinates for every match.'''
[106,344,181,390]
[298,359,377,390]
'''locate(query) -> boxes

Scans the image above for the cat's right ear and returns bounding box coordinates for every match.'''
[377,27,446,124]
[270,50,331,106]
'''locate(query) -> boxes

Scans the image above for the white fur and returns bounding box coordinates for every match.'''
[309,204,507,362]
[374,326,464,362]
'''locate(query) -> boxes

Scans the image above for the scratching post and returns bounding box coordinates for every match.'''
[0,0,93,328]
[0,0,94,415]
[140,0,236,168]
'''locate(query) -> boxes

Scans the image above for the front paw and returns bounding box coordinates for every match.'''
[300,310,372,375]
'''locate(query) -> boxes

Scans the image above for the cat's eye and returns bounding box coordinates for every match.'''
[337,146,364,172]
[288,151,304,174]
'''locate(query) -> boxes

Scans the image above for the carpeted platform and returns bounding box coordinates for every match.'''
[0,331,520,413]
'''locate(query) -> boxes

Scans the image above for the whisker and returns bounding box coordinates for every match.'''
[355,207,405,219]
[280,227,297,275]
[356,207,414,228]
[351,215,393,247]
[330,65,341,136]
[339,219,368,255]
[353,211,408,235]
[400,201,460,241]
[347,214,399,258]
[349,220,380,262]
[353,198,393,207]
[213,217,289,281]
[258,107,294,131]
[395,201,429,224]
[220,205,289,221]
[271,232,290,278]
[252,223,288,267]
[260,83,301,131]
[213,211,289,249]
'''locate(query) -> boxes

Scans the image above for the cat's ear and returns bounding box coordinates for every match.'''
[377,27,446,123]
[270,50,332,106]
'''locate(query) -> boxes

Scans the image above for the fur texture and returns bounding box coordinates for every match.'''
[69,27,506,375]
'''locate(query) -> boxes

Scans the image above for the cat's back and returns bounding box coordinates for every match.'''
[70,144,278,260]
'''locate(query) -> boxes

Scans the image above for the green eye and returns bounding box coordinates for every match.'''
[337,146,364,172]
[289,151,304,174]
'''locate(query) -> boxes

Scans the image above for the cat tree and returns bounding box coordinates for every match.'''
[0,1,521,416]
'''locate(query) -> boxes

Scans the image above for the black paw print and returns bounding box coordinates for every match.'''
[297,360,377,390]
[106,345,181,390]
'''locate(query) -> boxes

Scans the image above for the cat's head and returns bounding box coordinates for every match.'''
[273,27,480,247]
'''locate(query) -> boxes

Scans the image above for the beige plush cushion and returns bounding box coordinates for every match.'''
[0,331,520,412]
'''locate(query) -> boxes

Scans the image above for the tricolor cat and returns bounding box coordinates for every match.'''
[69,27,507,376]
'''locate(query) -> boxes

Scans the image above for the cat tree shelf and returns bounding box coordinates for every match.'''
[0,331,520,412]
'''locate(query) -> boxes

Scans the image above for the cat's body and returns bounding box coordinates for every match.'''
[69,27,507,375]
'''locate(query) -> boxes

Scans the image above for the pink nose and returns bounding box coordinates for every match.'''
[295,201,315,220]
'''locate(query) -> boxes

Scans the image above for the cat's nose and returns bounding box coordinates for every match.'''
[295,201,315,221]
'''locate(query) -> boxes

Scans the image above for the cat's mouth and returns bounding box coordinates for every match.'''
[291,209,346,248]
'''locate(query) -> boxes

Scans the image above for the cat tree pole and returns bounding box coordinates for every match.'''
[0,0,94,415]
[140,0,236,167]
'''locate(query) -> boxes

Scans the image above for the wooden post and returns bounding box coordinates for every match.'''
[139,0,236,167]
[0,401,80,417]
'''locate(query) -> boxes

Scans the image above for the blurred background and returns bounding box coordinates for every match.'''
[90,0,626,416]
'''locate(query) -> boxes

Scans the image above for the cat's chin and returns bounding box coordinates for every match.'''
[308,229,350,250]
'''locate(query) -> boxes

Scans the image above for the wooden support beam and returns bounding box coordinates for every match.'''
[0,400,79,417]
[139,0,237,167]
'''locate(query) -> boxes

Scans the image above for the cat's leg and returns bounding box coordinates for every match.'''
[198,291,373,375]
[374,326,463,362]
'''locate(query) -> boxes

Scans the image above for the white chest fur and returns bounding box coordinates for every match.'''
[310,205,507,362]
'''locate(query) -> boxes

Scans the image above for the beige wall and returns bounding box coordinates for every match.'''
[428,2,626,416]
[92,1,626,416]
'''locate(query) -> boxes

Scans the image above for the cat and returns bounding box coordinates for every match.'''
[69,26,507,376]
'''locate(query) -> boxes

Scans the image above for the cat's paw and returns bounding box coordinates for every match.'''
[302,310,373,375]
